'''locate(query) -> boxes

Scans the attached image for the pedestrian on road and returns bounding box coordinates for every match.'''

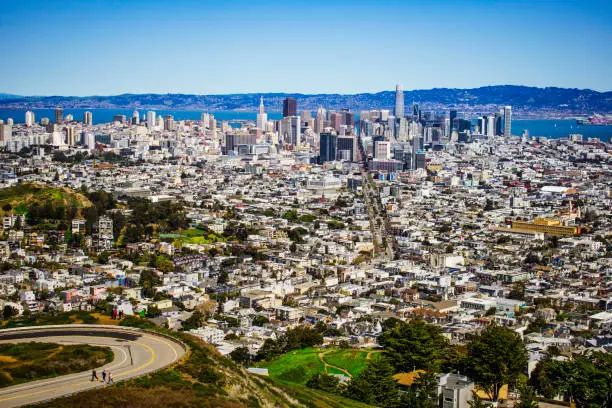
[107,371,114,384]
[101,369,107,382]
[91,369,98,381]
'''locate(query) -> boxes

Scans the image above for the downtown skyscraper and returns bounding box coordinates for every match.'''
[283,97,297,117]
[257,96,267,130]
[395,84,404,118]
[503,106,512,138]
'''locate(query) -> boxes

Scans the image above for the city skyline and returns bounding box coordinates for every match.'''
[1,0,611,96]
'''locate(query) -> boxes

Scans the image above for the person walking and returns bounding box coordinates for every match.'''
[101,369,107,382]
[107,371,114,384]
[91,369,99,382]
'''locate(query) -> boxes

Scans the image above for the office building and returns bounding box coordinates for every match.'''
[0,121,11,142]
[314,113,324,134]
[83,111,93,126]
[395,84,404,117]
[225,133,257,153]
[319,132,337,163]
[374,141,391,160]
[503,106,512,137]
[330,112,342,133]
[147,111,156,129]
[337,135,358,162]
[132,110,140,125]
[283,97,297,117]
[65,126,77,146]
[55,107,63,124]
[412,103,421,121]
[487,116,495,137]
[300,110,312,127]
[25,111,35,127]
[256,96,267,130]
[449,110,457,134]
[164,115,174,131]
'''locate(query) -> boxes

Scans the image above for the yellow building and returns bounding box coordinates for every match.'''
[510,218,578,237]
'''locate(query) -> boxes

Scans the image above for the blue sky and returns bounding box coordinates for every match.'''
[0,0,610,95]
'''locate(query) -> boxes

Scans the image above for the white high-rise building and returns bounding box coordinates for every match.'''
[147,111,156,129]
[84,132,95,150]
[25,111,35,127]
[132,110,140,125]
[83,111,93,126]
[256,96,267,131]
[209,116,217,145]
[503,106,512,137]
[487,116,495,137]
[201,113,210,127]
[395,84,404,117]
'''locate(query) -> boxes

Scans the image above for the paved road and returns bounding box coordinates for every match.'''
[0,325,186,408]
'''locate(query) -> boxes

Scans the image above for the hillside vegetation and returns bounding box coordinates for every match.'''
[0,342,112,387]
[35,317,371,408]
[0,183,92,217]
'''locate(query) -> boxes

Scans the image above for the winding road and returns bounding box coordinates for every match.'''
[0,325,186,408]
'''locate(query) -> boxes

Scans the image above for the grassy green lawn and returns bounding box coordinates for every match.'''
[324,349,382,377]
[258,348,324,385]
[256,347,381,385]
[162,228,226,245]
[0,342,113,388]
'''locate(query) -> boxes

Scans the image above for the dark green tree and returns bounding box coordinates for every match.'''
[229,346,251,365]
[401,371,439,408]
[2,305,17,320]
[515,386,539,408]
[252,315,269,327]
[466,325,528,401]
[345,358,400,407]
[378,319,449,372]
[306,373,341,393]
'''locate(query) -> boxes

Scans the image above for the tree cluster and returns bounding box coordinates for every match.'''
[255,326,323,361]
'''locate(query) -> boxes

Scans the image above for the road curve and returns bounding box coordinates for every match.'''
[0,324,187,408]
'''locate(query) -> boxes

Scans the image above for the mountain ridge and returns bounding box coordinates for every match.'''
[1,85,611,114]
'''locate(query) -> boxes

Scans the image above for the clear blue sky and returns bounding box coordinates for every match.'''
[1,0,610,95]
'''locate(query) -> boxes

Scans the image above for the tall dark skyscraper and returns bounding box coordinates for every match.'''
[319,132,337,164]
[449,110,457,133]
[55,107,63,124]
[283,97,297,117]
[412,103,421,121]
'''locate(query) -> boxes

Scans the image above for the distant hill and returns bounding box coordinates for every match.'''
[0,85,611,114]
[0,93,22,100]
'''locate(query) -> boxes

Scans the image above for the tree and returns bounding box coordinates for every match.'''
[515,386,539,408]
[181,311,203,331]
[2,305,17,320]
[345,358,400,407]
[466,325,528,401]
[530,352,612,407]
[401,371,439,408]
[2,204,11,213]
[378,319,449,372]
[229,346,251,365]
[256,339,281,361]
[98,251,110,264]
[307,373,341,393]
[509,282,526,301]
[252,315,269,327]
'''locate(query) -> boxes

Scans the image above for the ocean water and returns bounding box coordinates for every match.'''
[0,108,610,142]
